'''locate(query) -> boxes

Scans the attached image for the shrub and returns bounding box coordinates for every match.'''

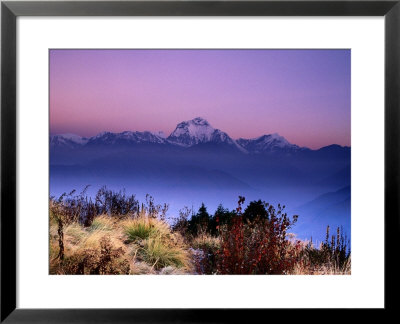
[50,186,171,227]
[215,197,301,274]
[172,206,192,238]
[95,186,139,217]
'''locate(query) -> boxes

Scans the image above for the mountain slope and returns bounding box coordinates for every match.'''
[292,186,351,242]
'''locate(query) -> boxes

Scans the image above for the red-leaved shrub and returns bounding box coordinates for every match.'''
[216,197,301,274]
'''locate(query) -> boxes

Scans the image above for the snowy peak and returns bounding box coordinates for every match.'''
[255,133,292,148]
[166,117,246,152]
[167,117,215,146]
[237,133,301,153]
[191,117,211,126]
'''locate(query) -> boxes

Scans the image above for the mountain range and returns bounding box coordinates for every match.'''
[50,117,322,154]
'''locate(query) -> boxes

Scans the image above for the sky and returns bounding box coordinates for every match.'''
[50,49,350,149]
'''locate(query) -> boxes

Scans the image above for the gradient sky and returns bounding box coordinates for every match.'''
[50,49,350,149]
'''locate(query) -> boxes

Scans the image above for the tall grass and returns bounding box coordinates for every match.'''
[139,237,191,270]
[121,214,170,243]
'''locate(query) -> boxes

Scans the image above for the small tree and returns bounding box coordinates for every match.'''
[188,203,211,236]
[243,199,269,223]
[209,204,235,236]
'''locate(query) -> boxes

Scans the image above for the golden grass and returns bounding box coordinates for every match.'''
[291,258,351,275]
[139,237,192,271]
[121,216,170,242]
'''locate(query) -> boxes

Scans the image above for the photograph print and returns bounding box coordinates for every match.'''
[49,49,351,275]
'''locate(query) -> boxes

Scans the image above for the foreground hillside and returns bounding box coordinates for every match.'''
[49,188,350,275]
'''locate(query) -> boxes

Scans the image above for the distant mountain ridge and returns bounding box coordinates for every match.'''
[50,133,89,148]
[237,134,307,154]
[50,117,349,154]
[86,131,167,146]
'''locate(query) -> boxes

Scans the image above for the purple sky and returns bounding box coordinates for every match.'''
[50,49,350,149]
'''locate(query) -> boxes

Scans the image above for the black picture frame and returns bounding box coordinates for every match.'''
[1,0,399,322]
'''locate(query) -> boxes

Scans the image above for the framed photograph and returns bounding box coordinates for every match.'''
[1,0,398,322]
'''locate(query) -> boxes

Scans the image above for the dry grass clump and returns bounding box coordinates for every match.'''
[139,237,192,271]
[121,215,170,243]
[56,235,130,275]
[121,213,192,271]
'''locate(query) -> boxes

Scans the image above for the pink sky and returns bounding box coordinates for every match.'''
[50,49,350,149]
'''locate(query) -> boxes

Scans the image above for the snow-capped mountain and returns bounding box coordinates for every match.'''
[167,117,214,146]
[50,133,89,149]
[166,117,246,152]
[237,134,305,154]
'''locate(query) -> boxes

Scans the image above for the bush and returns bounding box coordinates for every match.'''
[95,186,139,217]
[171,206,192,238]
[215,197,301,274]
[50,186,162,227]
